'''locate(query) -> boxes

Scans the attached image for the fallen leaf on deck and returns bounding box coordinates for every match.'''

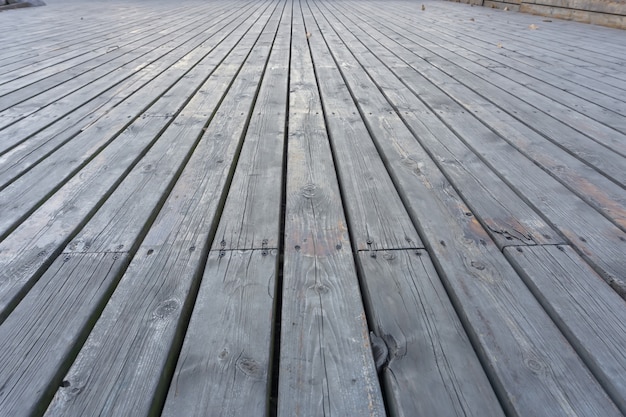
[529,24,539,30]
[497,42,503,48]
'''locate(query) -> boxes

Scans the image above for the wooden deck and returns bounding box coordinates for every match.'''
[1,0,625,415]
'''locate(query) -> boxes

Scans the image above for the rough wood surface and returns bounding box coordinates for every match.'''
[504,245,626,414]
[1,1,625,416]
[358,250,504,417]
[278,6,384,415]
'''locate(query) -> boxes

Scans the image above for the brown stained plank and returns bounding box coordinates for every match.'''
[44,4,285,416]
[0,252,129,417]
[504,245,626,413]
[311,0,563,249]
[303,2,622,415]
[212,0,291,251]
[302,7,420,252]
[278,6,384,416]
[0,3,269,240]
[161,250,277,416]
[358,250,504,417]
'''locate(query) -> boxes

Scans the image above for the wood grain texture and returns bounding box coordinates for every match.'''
[310,0,563,249]
[504,245,626,414]
[213,0,291,251]
[327,0,626,293]
[301,4,421,252]
[0,252,129,417]
[161,249,277,417]
[304,2,622,415]
[278,6,384,415]
[44,3,284,416]
[357,250,504,417]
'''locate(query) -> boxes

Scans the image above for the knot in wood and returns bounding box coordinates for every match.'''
[300,183,317,199]
[236,357,263,379]
[152,299,179,320]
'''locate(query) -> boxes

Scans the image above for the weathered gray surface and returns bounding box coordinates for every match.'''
[0,0,624,416]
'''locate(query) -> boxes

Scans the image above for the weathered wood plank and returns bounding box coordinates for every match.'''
[358,249,504,417]
[328,0,626,291]
[44,4,285,416]
[160,249,277,416]
[0,252,129,417]
[504,245,626,413]
[313,0,563,249]
[302,3,421,252]
[0,0,273,321]
[0,2,269,240]
[212,0,291,251]
[303,2,622,415]
[278,5,384,415]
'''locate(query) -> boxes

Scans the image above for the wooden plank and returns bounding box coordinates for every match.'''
[277,5,384,415]
[347,2,626,179]
[0,252,129,417]
[0,1,245,120]
[0,2,214,85]
[0,2,269,240]
[43,4,285,416]
[0,0,259,164]
[303,2,622,415]
[334,0,626,232]
[358,249,504,417]
[212,0,291,251]
[504,245,626,413]
[313,0,563,249]
[0,0,273,321]
[329,0,626,291]
[302,3,421,252]
[160,250,277,416]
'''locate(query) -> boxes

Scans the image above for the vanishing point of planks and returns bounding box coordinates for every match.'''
[0,0,625,416]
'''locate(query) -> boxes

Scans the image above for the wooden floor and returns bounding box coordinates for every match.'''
[1,0,625,415]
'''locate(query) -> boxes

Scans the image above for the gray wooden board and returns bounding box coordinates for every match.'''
[43,4,286,416]
[0,8,196,94]
[357,249,504,417]
[0,2,213,86]
[278,6,385,415]
[303,2,622,415]
[0,252,129,417]
[331,1,626,232]
[212,0,291,251]
[383,1,626,98]
[0,1,260,163]
[328,2,626,290]
[301,4,421,252]
[0,1,249,120]
[63,1,277,256]
[345,2,626,181]
[161,249,277,416]
[504,245,626,413]
[405,13,626,131]
[0,2,271,321]
[0,2,270,239]
[309,0,563,249]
